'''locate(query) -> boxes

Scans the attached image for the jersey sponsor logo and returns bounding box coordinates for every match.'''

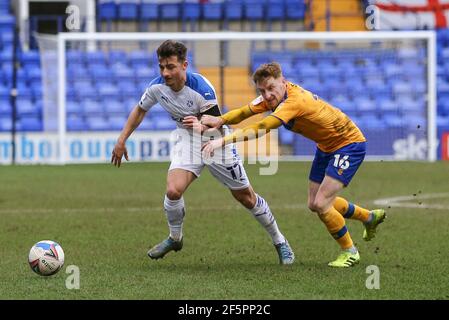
[204,92,211,97]
[187,100,193,108]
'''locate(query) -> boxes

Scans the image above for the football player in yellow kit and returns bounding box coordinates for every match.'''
[196,62,386,267]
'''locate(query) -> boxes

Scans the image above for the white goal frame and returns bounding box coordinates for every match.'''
[55,31,437,164]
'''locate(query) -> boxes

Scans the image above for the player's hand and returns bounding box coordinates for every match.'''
[111,141,129,168]
[200,115,224,130]
[182,116,203,133]
[201,138,223,159]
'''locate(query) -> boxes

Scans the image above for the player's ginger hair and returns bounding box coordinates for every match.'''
[252,62,283,83]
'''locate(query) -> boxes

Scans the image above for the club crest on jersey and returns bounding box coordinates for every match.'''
[161,95,169,103]
[187,100,193,108]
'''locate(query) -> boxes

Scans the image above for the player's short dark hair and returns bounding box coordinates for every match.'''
[252,62,283,83]
[157,40,187,62]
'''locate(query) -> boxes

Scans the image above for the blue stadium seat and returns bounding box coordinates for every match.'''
[87,116,109,131]
[104,100,127,115]
[85,51,107,65]
[21,51,40,69]
[1,48,13,62]
[384,115,403,128]
[0,15,15,34]
[31,83,42,100]
[160,2,181,20]
[183,1,201,20]
[437,115,449,127]
[138,117,156,130]
[118,83,140,100]
[108,115,127,130]
[0,118,12,131]
[16,98,39,116]
[68,66,90,80]
[98,83,120,101]
[354,97,376,114]
[108,50,128,64]
[67,115,87,131]
[404,115,426,129]
[140,1,159,21]
[136,67,157,82]
[128,50,152,66]
[75,84,97,100]
[266,0,285,21]
[358,115,385,130]
[66,51,84,65]
[82,100,103,115]
[0,101,11,116]
[19,116,42,131]
[440,99,449,116]
[112,66,135,83]
[17,83,33,99]
[224,0,243,21]
[117,0,139,20]
[0,84,9,100]
[26,66,41,83]
[243,0,264,20]
[285,0,305,20]
[98,0,117,20]
[67,101,83,115]
[331,95,355,113]
[202,2,222,20]
[392,81,413,95]
[90,66,111,82]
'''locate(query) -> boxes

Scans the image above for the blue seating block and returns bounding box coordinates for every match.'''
[224,0,243,20]
[183,2,201,20]
[203,2,222,20]
[141,2,158,20]
[118,1,139,20]
[285,0,305,20]
[98,1,117,20]
[160,3,180,20]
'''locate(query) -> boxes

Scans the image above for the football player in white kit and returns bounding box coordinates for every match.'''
[111,40,294,264]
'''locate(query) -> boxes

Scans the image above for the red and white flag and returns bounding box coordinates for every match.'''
[370,0,449,29]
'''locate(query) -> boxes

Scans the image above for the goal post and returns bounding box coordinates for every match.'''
[37,31,437,164]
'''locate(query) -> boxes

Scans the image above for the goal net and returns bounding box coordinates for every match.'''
[36,31,436,164]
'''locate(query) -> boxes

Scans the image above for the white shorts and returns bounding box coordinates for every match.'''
[168,130,250,190]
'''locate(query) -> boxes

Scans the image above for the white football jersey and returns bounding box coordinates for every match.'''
[138,72,218,128]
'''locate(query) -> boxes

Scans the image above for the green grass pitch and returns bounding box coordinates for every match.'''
[0,161,448,299]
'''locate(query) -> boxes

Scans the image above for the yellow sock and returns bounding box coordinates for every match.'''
[333,197,370,223]
[319,207,354,250]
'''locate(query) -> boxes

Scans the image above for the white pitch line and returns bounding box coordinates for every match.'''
[373,193,449,210]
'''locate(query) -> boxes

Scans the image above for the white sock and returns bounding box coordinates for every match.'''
[345,246,358,254]
[249,194,285,245]
[164,195,185,241]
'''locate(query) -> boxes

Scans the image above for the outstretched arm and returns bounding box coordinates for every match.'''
[202,115,283,157]
[219,104,256,125]
[111,105,147,167]
[199,104,256,130]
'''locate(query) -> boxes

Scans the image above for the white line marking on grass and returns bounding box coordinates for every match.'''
[373,193,449,210]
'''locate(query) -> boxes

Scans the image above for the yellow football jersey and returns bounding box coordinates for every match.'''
[248,82,366,153]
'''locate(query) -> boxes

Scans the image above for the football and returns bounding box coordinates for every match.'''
[28,240,65,276]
